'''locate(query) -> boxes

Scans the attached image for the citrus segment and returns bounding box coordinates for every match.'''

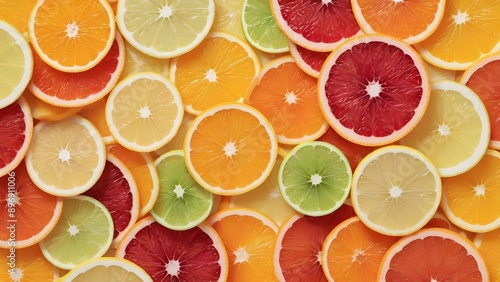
[116,217,228,281]
[28,0,116,72]
[208,208,278,281]
[116,0,215,58]
[25,115,106,197]
[78,96,115,145]
[474,228,500,281]
[61,257,152,282]
[288,41,330,78]
[170,32,260,115]
[0,244,57,281]
[279,141,352,216]
[0,0,37,35]
[318,35,430,146]
[400,80,490,177]
[23,89,82,122]
[184,103,278,195]
[106,72,184,152]
[40,195,114,270]
[246,56,328,144]
[351,145,442,236]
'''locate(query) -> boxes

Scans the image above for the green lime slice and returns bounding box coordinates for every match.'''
[279,141,352,216]
[39,195,114,270]
[151,150,213,230]
[242,0,288,53]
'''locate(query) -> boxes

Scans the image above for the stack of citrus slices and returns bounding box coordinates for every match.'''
[2,0,500,280]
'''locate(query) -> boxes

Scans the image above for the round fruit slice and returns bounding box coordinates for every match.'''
[400,80,490,177]
[0,21,33,109]
[211,0,245,39]
[279,141,352,216]
[184,103,278,195]
[152,150,213,230]
[440,150,500,233]
[351,0,445,44]
[246,56,328,144]
[270,0,362,51]
[208,208,278,280]
[321,216,399,281]
[0,162,62,248]
[23,89,83,122]
[288,41,330,78]
[242,0,288,53]
[351,145,441,236]
[116,0,215,58]
[154,113,196,155]
[28,32,125,108]
[25,115,106,197]
[40,195,114,270]
[108,144,159,218]
[0,244,57,281]
[61,257,152,282]
[28,0,115,72]
[474,228,500,281]
[378,228,488,281]
[83,154,139,247]
[0,0,37,35]
[414,0,500,70]
[274,204,356,281]
[119,40,170,82]
[318,34,430,146]
[78,96,115,145]
[115,216,228,281]
[106,72,184,152]
[0,96,33,178]
[170,32,260,115]
[460,52,500,149]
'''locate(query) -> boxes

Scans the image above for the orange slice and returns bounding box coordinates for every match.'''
[474,228,500,281]
[28,0,116,72]
[0,244,57,281]
[23,90,82,122]
[78,96,115,145]
[184,103,278,196]
[0,0,37,35]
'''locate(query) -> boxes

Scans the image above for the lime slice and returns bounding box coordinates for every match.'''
[278,141,352,216]
[39,195,114,270]
[242,0,288,53]
[151,150,214,230]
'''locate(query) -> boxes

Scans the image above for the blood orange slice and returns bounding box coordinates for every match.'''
[115,216,228,282]
[318,34,430,146]
[288,41,330,78]
[0,96,33,177]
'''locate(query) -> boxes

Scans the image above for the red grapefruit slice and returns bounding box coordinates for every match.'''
[270,0,362,51]
[288,40,330,78]
[115,216,228,282]
[318,34,430,146]
[0,97,33,177]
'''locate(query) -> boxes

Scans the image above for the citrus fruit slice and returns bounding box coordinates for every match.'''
[246,56,328,145]
[0,244,57,281]
[351,145,442,236]
[474,228,500,281]
[318,34,430,147]
[321,216,399,281]
[154,112,196,156]
[270,0,362,51]
[414,0,500,70]
[0,21,33,109]
[399,80,490,177]
[83,154,139,247]
[0,162,62,248]
[152,150,213,230]
[78,96,115,145]
[0,96,33,178]
[351,0,445,44]
[106,72,184,152]
[424,60,458,82]
[440,149,500,233]
[170,32,260,115]
[378,228,489,281]
[288,41,330,78]
[28,32,125,108]
[227,149,297,226]
[211,0,245,39]
[208,208,278,281]
[460,52,500,149]
[274,204,356,281]
[23,89,83,122]
[107,144,159,218]
[116,0,215,58]
[0,0,37,35]
[119,40,170,82]
[115,216,228,281]
[184,103,278,195]
[279,141,352,216]
[25,115,106,197]
[39,195,114,270]
[28,0,115,72]
[242,0,288,53]
[61,257,152,282]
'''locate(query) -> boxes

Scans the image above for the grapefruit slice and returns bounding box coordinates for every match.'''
[288,40,330,78]
[115,216,228,281]
[318,34,430,146]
